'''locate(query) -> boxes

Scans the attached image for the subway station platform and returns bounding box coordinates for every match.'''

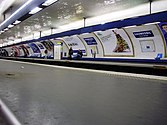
[1,57,167,76]
[0,59,167,125]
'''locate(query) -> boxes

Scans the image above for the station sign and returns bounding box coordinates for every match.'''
[84,37,97,45]
[133,30,154,38]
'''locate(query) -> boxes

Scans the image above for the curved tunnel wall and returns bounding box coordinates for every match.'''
[1,22,167,59]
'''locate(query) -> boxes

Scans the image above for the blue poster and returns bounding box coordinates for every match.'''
[158,23,167,44]
[37,44,45,49]
[28,43,40,53]
[84,37,97,45]
[133,30,154,38]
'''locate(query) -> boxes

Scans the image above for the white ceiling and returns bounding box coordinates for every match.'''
[0,0,153,45]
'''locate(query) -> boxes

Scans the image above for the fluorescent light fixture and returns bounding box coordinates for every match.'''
[101,22,106,25]
[124,25,136,28]
[42,0,58,6]
[144,22,160,26]
[13,20,21,25]
[29,7,42,14]
[3,43,7,46]
[8,24,14,28]
[8,41,13,45]
[110,28,118,30]
[14,39,21,43]
[104,0,115,5]
[0,0,33,27]
[4,28,9,31]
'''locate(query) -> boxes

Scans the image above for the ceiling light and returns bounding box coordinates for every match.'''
[29,7,42,14]
[124,25,136,28]
[4,28,9,31]
[101,22,106,25]
[144,22,160,26]
[0,0,33,28]
[13,20,21,25]
[8,24,14,28]
[42,0,58,6]
[104,0,115,5]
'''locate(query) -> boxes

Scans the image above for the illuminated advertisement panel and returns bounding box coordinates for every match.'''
[95,29,133,56]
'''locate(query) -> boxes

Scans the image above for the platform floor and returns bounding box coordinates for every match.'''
[0,59,167,125]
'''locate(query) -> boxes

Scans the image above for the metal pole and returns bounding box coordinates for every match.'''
[0,99,21,125]
[51,27,54,35]
[33,33,34,39]
[40,31,42,38]
[83,17,86,28]
[149,0,152,14]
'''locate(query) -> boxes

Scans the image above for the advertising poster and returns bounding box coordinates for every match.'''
[28,43,40,53]
[41,40,54,58]
[36,42,45,50]
[24,44,34,57]
[79,33,105,57]
[20,45,29,57]
[158,22,167,47]
[11,46,20,56]
[133,30,155,53]
[125,24,165,58]
[4,47,12,56]
[28,43,41,57]
[63,35,86,54]
[36,42,46,57]
[95,29,133,56]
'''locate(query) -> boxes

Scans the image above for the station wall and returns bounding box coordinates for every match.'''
[62,35,86,57]
[1,23,167,59]
[78,33,104,58]
[125,24,166,58]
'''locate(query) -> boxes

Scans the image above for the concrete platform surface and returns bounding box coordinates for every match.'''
[0,59,167,125]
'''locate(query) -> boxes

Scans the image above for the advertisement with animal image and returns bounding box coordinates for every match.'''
[95,29,133,56]
[63,35,86,54]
